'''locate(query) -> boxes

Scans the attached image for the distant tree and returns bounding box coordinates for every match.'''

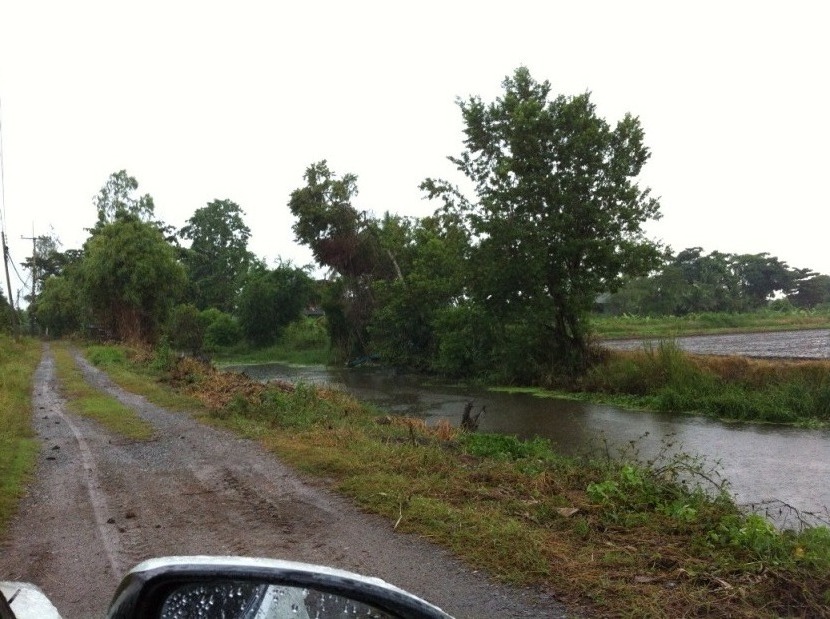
[93,170,156,227]
[606,249,804,316]
[35,275,85,337]
[179,199,255,312]
[423,67,662,373]
[82,215,186,343]
[236,263,314,346]
[671,248,742,313]
[789,274,830,308]
[730,253,795,309]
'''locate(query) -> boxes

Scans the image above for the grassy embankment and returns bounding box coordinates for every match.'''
[84,343,830,618]
[0,336,42,535]
[591,308,830,340]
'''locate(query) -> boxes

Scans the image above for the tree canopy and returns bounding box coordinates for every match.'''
[179,199,254,312]
[605,248,820,315]
[82,215,185,342]
[423,67,662,372]
[237,263,314,346]
[93,170,156,228]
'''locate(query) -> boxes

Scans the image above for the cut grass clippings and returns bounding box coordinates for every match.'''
[83,343,830,618]
[51,343,154,440]
[0,336,43,536]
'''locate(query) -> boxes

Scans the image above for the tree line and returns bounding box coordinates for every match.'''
[9,67,828,385]
[24,170,314,352]
[604,247,830,316]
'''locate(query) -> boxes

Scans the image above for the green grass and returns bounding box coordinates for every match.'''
[0,336,43,535]
[51,343,155,440]
[84,343,830,617]
[213,318,331,366]
[575,341,830,426]
[591,308,830,340]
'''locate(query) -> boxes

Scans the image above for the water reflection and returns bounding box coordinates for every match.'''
[229,363,830,523]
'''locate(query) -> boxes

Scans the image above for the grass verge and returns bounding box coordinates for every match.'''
[86,342,830,617]
[51,342,155,440]
[0,336,42,535]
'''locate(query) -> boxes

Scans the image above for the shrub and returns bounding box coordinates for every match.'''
[201,310,242,349]
[166,304,205,354]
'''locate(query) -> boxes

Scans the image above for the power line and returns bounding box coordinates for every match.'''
[6,249,30,289]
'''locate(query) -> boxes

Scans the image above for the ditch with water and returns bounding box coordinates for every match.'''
[228,359,830,528]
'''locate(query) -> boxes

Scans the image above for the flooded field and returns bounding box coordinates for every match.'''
[602,328,830,359]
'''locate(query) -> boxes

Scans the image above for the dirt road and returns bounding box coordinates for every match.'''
[0,346,570,618]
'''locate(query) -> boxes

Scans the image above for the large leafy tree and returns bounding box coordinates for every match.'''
[369,213,468,370]
[731,253,796,308]
[789,273,830,308]
[32,275,85,337]
[179,199,254,312]
[423,67,662,373]
[82,215,186,342]
[236,263,314,346]
[288,161,395,359]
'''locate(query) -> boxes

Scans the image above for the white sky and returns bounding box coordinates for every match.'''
[1,1,828,305]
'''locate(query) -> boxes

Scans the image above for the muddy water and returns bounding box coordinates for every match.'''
[603,328,830,358]
[230,362,830,527]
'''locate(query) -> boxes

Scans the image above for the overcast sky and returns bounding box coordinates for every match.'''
[1,1,828,305]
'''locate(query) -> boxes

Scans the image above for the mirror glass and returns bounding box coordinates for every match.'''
[160,580,396,618]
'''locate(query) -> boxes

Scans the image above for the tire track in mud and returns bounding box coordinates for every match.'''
[1,345,572,619]
[47,403,122,576]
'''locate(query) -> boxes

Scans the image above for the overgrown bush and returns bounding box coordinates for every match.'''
[166,304,205,353]
[200,308,242,350]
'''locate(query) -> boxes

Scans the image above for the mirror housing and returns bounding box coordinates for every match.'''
[106,556,453,619]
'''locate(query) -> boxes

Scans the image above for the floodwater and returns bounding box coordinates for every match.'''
[603,328,830,359]
[229,358,830,527]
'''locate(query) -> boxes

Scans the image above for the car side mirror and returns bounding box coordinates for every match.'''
[106,556,453,619]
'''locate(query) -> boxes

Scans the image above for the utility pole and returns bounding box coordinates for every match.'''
[22,230,37,297]
[2,230,18,333]
[22,231,50,335]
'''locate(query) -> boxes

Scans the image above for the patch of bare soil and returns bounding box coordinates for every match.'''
[0,346,572,618]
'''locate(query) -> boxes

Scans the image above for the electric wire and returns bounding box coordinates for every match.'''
[6,250,30,290]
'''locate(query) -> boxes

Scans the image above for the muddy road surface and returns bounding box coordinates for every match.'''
[603,328,830,359]
[0,346,570,618]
